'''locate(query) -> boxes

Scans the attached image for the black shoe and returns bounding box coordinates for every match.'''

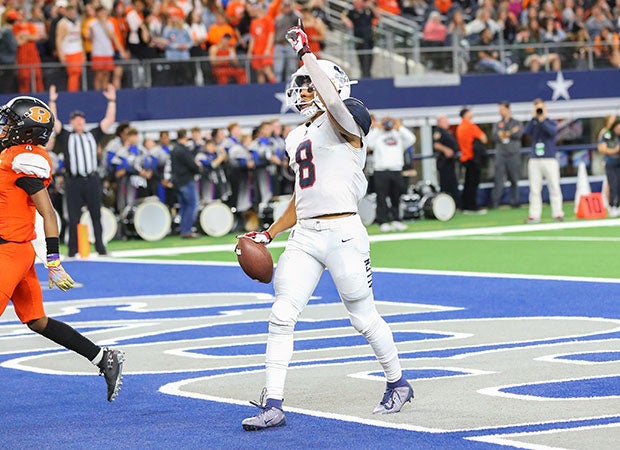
[98,348,125,402]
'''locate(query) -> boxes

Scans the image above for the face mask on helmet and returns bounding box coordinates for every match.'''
[285,60,354,119]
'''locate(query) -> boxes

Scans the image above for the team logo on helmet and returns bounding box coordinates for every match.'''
[25,106,52,124]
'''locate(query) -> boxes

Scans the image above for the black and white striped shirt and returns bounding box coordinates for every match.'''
[56,126,105,177]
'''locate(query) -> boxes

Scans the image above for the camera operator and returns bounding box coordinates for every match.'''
[523,98,564,223]
[367,116,416,232]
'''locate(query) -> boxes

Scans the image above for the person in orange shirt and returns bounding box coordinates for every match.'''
[300,4,325,56]
[376,0,401,15]
[247,0,276,83]
[209,32,247,84]
[208,9,237,47]
[12,10,44,93]
[0,96,124,402]
[110,0,130,89]
[456,107,488,214]
[56,5,85,92]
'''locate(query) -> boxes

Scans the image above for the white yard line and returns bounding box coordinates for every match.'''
[109,218,620,258]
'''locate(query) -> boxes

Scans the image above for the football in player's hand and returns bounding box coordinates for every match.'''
[235,237,274,283]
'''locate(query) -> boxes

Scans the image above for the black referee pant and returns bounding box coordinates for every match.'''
[65,174,106,256]
[374,170,405,224]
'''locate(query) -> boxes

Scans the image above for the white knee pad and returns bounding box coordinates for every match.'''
[269,299,300,333]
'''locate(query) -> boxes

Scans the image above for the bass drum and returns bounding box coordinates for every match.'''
[199,201,235,237]
[80,207,118,244]
[421,192,456,222]
[121,198,171,241]
[357,193,376,226]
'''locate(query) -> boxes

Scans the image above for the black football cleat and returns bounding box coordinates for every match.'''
[98,348,125,402]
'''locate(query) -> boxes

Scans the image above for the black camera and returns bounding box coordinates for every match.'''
[382,119,394,131]
[535,107,544,116]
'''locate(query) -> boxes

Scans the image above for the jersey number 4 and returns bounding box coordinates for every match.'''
[295,140,316,189]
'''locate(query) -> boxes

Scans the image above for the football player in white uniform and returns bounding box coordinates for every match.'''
[238,23,413,431]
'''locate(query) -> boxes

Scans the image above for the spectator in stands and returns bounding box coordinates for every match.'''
[209,32,247,84]
[126,0,152,60]
[466,8,501,38]
[300,3,326,57]
[56,4,85,91]
[13,9,44,93]
[0,9,18,93]
[597,119,620,217]
[593,26,620,68]
[89,6,129,91]
[433,114,461,208]
[515,20,562,72]
[491,101,522,209]
[209,8,238,48]
[273,0,300,83]
[171,128,202,238]
[188,8,210,84]
[586,5,614,39]
[422,11,448,69]
[110,0,130,89]
[161,8,193,86]
[341,0,380,79]
[523,98,564,223]
[247,0,277,83]
[568,25,591,69]
[474,27,519,74]
[423,11,448,45]
[310,0,332,32]
[448,8,467,41]
[81,2,97,61]
[456,107,488,214]
[541,17,567,50]
[376,0,401,15]
[435,0,453,16]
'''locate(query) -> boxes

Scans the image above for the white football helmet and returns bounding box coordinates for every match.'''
[286,60,354,119]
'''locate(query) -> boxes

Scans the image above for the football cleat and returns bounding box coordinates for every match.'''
[373,382,414,414]
[98,348,125,402]
[242,388,286,431]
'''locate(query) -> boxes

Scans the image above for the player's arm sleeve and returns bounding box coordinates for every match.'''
[302,53,361,138]
[15,176,46,195]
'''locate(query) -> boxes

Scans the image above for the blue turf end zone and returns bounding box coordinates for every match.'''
[0,261,618,449]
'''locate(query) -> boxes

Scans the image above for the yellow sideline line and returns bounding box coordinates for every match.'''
[108,218,620,258]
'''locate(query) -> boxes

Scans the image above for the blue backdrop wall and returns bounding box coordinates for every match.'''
[1,69,618,124]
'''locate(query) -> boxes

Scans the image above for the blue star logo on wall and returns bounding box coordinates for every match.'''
[546,72,574,101]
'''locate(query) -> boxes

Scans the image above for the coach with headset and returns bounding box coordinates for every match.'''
[49,84,117,257]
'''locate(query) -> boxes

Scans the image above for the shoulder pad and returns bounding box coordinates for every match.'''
[12,152,51,179]
[344,97,371,136]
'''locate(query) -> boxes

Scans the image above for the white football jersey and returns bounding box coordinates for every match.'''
[286,113,367,219]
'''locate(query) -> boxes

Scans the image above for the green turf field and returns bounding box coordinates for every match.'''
[75,202,620,279]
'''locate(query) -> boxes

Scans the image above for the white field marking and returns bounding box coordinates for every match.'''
[65,254,620,285]
[347,366,496,382]
[162,328,470,360]
[4,316,613,376]
[102,218,620,259]
[477,374,620,401]
[158,366,620,435]
[466,421,620,450]
[535,351,620,365]
[440,236,620,242]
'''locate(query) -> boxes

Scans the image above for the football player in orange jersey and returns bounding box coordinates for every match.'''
[0,96,125,402]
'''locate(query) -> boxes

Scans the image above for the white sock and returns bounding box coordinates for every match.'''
[91,349,104,366]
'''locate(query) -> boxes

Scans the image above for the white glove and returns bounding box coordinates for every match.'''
[236,231,272,245]
[285,25,311,59]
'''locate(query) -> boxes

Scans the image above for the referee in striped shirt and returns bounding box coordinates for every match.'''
[49,84,117,257]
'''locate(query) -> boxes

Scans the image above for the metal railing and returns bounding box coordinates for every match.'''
[0,38,616,94]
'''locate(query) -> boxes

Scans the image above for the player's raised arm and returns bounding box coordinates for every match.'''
[285,24,363,146]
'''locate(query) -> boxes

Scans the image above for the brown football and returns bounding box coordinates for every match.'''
[235,237,274,283]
